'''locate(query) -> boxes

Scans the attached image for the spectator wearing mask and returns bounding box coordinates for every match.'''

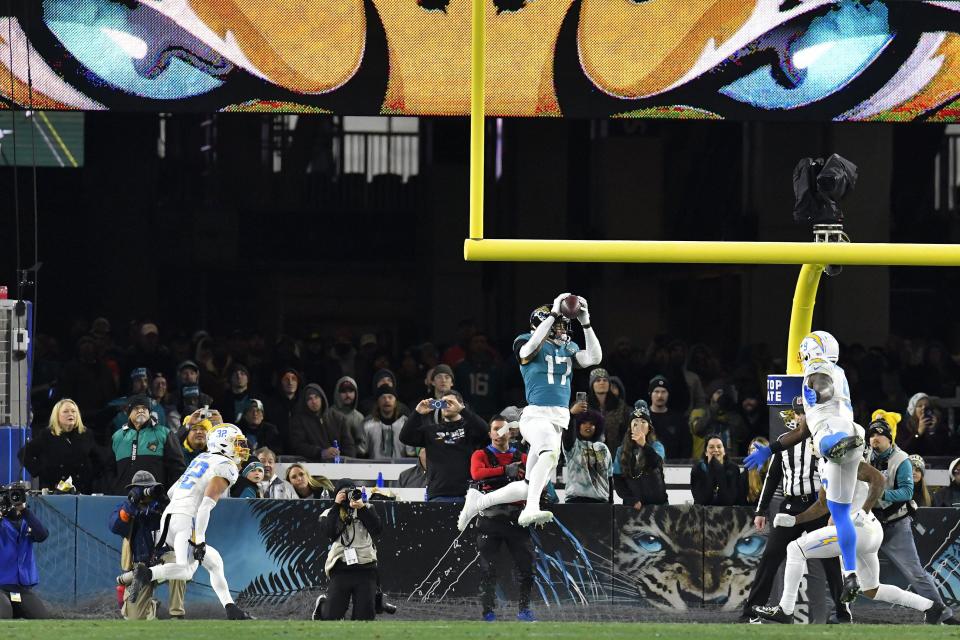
[290,384,356,462]
[401,392,488,502]
[221,363,252,423]
[612,406,667,509]
[867,412,955,623]
[360,386,412,460]
[586,368,629,453]
[20,398,102,494]
[326,377,366,456]
[237,399,283,454]
[898,394,949,456]
[690,380,749,457]
[740,437,770,508]
[397,448,428,489]
[0,486,50,619]
[111,471,185,619]
[647,375,691,459]
[454,332,503,420]
[691,434,742,506]
[287,463,334,499]
[264,367,302,451]
[231,461,265,499]
[111,395,185,495]
[910,454,931,508]
[562,409,613,504]
[255,447,297,500]
[934,457,960,507]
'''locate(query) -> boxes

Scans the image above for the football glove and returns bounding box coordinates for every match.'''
[551,292,571,315]
[577,296,590,325]
[192,541,207,563]
[744,443,772,470]
[802,384,819,406]
[773,513,797,528]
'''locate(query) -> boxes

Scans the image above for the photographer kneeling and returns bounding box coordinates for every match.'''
[0,482,50,619]
[313,478,383,621]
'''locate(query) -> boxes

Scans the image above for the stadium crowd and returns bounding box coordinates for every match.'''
[16,317,960,501]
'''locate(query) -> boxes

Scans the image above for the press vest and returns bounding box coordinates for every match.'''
[875,448,910,523]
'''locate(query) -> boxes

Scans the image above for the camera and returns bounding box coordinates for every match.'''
[348,487,364,502]
[0,482,29,516]
[375,589,397,615]
[428,399,448,410]
[199,404,213,420]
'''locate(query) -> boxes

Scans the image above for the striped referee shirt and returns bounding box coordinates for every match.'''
[755,438,821,516]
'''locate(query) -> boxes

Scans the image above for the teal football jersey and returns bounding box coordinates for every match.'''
[513,332,580,408]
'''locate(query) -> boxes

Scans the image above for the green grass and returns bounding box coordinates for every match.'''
[0,621,957,640]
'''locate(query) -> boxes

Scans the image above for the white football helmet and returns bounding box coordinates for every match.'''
[206,424,250,465]
[799,330,840,365]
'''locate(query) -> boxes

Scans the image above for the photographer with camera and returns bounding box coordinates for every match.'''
[0,482,50,619]
[312,478,385,621]
[111,471,186,619]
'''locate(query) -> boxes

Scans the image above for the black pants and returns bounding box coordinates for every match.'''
[741,497,844,619]
[477,517,534,615]
[0,587,49,619]
[324,566,377,621]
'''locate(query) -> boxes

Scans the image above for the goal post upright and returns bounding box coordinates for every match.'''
[469,0,485,241]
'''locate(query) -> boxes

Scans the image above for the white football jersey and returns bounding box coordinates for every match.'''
[803,359,854,435]
[165,452,239,517]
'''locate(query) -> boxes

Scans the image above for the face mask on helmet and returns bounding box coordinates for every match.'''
[530,305,571,343]
[234,436,250,464]
[799,331,839,364]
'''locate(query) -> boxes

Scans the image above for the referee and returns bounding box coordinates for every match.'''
[739,397,846,623]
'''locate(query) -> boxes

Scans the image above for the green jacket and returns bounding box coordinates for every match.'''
[111,420,185,495]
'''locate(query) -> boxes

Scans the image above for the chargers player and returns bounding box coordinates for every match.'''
[458,292,602,529]
[124,424,252,620]
[753,461,945,624]
[746,330,864,601]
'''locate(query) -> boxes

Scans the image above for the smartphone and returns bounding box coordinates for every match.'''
[429,399,448,410]
[576,392,587,405]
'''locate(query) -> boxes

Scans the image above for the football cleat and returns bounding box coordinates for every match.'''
[840,573,861,604]
[312,594,327,621]
[457,488,483,532]
[516,609,537,622]
[517,509,554,527]
[825,434,864,462]
[751,604,793,624]
[925,601,946,625]
[225,603,254,620]
[125,563,153,603]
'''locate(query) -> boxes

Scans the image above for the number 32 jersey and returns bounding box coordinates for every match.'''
[514,333,580,408]
[166,452,239,517]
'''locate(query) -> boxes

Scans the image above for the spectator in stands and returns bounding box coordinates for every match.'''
[910,454,931,507]
[287,462,334,499]
[897,393,949,456]
[238,399,283,454]
[690,434,741,506]
[401,392,488,502]
[586,368,629,453]
[429,365,455,400]
[471,415,534,622]
[166,361,214,431]
[740,437,770,508]
[109,368,167,432]
[264,367,302,451]
[290,384,356,462]
[58,335,116,430]
[562,408,613,504]
[397,448,428,489]
[441,318,477,366]
[934,457,960,507]
[612,405,668,509]
[111,395,185,495]
[19,398,102,494]
[150,374,175,430]
[123,322,175,382]
[455,332,503,419]
[647,375,691,459]
[326,377,366,457]
[691,381,749,456]
[222,363,252,423]
[360,386,413,460]
[180,420,208,465]
[255,447,297,499]
[111,471,185,619]
[739,390,768,442]
[0,484,50,619]
[231,461,265,499]
[868,412,954,622]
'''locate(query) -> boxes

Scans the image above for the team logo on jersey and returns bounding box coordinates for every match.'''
[148,442,158,452]
[807,535,838,550]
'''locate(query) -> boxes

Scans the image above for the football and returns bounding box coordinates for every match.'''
[559,294,580,319]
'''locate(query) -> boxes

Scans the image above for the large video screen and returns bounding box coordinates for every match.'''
[0,112,83,167]
[3,1,960,120]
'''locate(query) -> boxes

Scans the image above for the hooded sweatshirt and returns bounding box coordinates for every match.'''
[324,376,366,455]
[264,366,302,451]
[289,383,357,461]
[359,368,411,418]
[934,458,960,507]
[562,410,613,502]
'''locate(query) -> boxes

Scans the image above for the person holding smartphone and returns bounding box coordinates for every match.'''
[399,391,488,502]
[898,394,949,456]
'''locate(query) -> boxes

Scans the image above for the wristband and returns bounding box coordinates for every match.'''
[549,312,560,321]
[769,439,785,454]
[581,323,591,329]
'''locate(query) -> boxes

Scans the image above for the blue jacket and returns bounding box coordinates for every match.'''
[108,499,166,564]
[0,509,48,588]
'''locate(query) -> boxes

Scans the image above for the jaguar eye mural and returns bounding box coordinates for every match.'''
[3,0,960,120]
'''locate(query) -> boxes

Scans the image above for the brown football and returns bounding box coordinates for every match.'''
[560,294,580,319]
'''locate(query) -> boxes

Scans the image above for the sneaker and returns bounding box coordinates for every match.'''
[826,435,864,462]
[457,488,483,532]
[482,611,496,622]
[225,603,254,620]
[925,601,946,625]
[517,509,554,528]
[312,594,327,621]
[517,609,537,622]
[840,573,861,604]
[941,616,960,625]
[833,603,853,624]
[125,563,152,604]
[751,605,793,624]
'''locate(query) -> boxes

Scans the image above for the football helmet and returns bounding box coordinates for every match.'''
[206,424,250,465]
[799,331,840,365]
[530,305,570,343]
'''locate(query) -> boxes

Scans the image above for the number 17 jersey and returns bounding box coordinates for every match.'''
[166,452,239,517]
[514,333,580,408]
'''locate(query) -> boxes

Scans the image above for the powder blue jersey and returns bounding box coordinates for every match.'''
[514,332,580,408]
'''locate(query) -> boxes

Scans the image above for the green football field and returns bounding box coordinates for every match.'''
[0,621,955,639]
